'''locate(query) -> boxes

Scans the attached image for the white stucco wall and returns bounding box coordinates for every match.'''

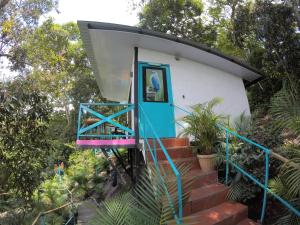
[138,48,251,122]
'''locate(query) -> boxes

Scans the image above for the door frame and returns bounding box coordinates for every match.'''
[138,61,175,138]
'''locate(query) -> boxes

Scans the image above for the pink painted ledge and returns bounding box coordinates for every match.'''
[76,138,136,146]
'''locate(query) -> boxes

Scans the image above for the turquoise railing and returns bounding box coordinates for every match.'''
[172,103,300,224]
[77,103,135,140]
[139,105,183,224]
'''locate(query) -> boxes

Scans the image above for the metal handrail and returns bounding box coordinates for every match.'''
[172,103,300,223]
[77,103,135,139]
[139,105,183,224]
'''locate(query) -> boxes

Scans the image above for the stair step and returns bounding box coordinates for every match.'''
[149,157,199,170]
[172,201,248,225]
[237,218,260,225]
[190,169,218,188]
[146,146,194,160]
[183,183,229,216]
[166,168,218,195]
[148,138,189,148]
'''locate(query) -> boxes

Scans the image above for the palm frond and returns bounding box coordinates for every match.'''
[90,193,136,225]
[280,161,300,199]
[270,82,300,136]
[91,161,192,225]
[227,180,245,202]
[273,198,300,225]
[269,176,287,198]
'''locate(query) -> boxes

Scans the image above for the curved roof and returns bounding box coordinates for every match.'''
[78,21,263,102]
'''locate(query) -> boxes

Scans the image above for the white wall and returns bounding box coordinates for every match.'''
[138,48,251,122]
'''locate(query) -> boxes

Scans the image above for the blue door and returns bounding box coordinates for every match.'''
[138,62,175,138]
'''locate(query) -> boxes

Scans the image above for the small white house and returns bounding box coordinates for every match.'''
[78,21,262,139]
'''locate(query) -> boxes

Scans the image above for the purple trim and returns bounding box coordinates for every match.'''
[76,139,136,146]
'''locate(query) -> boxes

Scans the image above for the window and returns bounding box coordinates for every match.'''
[143,67,168,102]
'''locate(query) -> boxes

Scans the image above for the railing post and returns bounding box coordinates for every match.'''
[134,47,139,145]
[225,130,229,185]
[177,174,183,224]
[153,138,157,164]
[40,213,46,225]
[76,104,82,140]
[260,152,269,223]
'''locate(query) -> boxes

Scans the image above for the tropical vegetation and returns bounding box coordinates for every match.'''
[0,0,299,224]
[180,97,223,155]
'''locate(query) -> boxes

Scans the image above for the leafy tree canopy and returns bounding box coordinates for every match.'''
[139,0,217,47]
[0,78,52,200]
[0,0,58,71]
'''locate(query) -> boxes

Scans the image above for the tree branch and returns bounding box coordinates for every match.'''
[0,0,10,10]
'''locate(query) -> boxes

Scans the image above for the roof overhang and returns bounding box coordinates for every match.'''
[78,21,263,102]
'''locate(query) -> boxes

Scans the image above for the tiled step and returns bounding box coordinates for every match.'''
[183,183,229,216]
[146,146,194,161]
[189,169,218,189]
[175,201,248,225]
[148,138,189,148]
[149,157,199,170]
[166,168,218,193]
[237,218,260,225]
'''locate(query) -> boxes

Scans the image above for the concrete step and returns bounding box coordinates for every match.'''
[237,218,260,225]
[183,183,229,216]
[173,201,248,225]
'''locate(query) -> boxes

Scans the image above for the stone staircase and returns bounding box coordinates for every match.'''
[148,138,259,225]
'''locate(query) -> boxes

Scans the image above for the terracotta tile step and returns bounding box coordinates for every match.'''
[165,168,218,191]
[148,157,200,171]
[237,219,260,225]
[148,138,190,148]
[146,146,194,160]
[183,183,229,216]
[169,201,248,225]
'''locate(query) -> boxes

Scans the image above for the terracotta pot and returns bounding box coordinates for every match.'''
[197,154,217,172]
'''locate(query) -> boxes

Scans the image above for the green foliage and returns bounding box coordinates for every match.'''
[181,97,224,154]
[235,1,300,109]
[37,150,108,208]
[0,0,58,70]
[91,162,192,225]
[268,80,300,224]
[272,198,300,225]
[270,81,300,136]
[15,19,101,144]
[0,78,52,200]
[139,0,217,47]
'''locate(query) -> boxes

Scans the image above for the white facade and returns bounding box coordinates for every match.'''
[138,48,251,121]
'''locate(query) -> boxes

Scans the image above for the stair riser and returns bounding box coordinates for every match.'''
[166,171,218,197]
[150,159,199,172]
[148,138,189,148]
[191,172,218,189]
[183,189,228,216]
[214,208,248,225]
[146,148,194,161]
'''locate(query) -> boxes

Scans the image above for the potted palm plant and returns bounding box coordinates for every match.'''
[181,98,223,172]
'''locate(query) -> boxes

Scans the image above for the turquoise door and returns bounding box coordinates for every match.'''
[138,62,175,138]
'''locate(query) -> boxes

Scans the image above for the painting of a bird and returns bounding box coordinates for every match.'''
[150,71,160,92]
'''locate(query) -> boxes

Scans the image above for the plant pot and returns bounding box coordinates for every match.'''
[197,154,217,172]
